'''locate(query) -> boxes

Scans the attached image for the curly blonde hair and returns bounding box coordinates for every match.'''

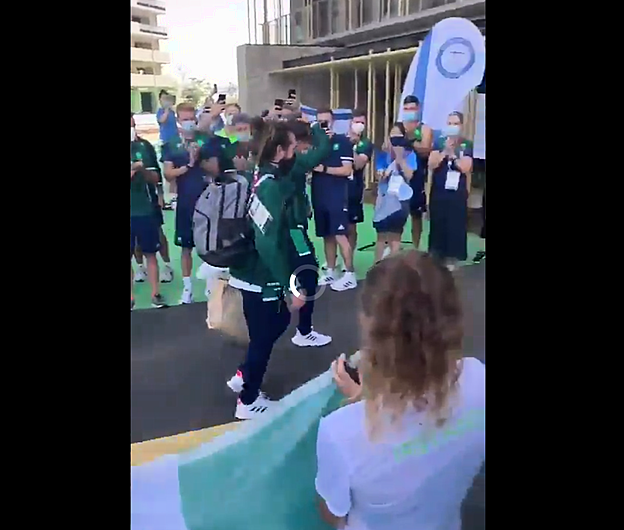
[359,251,463,439]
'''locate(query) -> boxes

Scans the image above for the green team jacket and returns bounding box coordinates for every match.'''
[285,124,330,228]
[229,165,294,300]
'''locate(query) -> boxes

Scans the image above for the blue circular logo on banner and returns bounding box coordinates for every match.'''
[435,37,476,79]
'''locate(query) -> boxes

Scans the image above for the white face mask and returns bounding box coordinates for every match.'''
[225,114,234,126]
[351,122,365,135]
[443,124,461,137]
[131,127,137,142]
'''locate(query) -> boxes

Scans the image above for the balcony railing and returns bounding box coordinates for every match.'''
[131,47,171,63]
[253,0,462,45]
[130,21,168,39]
[131,0,166,13]
[131,73,175,88]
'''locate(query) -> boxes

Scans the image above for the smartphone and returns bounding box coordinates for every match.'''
[217,94,226,104]
[319,120,329,130]
[274,98,284,110]
[287,89,297,99]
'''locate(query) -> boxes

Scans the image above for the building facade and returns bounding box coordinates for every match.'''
[131,0,175,114]
[238,0,485,187]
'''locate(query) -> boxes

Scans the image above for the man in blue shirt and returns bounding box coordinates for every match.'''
[156,90,179,205]
[311,108,356,292]
[347,109,374,251]
[163,102,208,304]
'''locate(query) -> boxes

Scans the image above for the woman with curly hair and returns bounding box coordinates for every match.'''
[315,250,485,530]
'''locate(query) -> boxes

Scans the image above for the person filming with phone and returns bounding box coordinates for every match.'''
[310,108,357,292]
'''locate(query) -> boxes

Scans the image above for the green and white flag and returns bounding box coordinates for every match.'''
[131,366,344,530]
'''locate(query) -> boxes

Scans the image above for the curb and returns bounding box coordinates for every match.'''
[131,422,240,466]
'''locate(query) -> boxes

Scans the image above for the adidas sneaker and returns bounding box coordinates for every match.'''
[235,394,274,420]
[291,329,332,347]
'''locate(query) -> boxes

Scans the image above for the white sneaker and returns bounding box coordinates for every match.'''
[235,394,274,420]
[318,270,336,286]
[226,370,244,393]
[331,271,358,292]
[134,264,147,283]
[159,263,173,283]
[291,329,332,347]
[180,288,194,304]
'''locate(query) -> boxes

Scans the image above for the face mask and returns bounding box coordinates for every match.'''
[131,127,136,142]
[351,122,365,135]
[444,125,461,137]
[180,121,196,133]
[403,111,419,122]
[236,132,250,143]
[390,136,408,148]
[225,115,234,126]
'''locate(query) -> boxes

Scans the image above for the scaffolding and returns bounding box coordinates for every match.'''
[267,46,477,189]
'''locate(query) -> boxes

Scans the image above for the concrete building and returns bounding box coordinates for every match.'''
[131,0,175,114]
[238,0,485,186]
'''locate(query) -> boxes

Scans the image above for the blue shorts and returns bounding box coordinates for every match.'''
[131,215,161,255]
[174,207,194,248]
[409,171,427,217]
[373,205,409,234]
[313,203,349,238]
[347,200,364,224]
[153,204,164,226]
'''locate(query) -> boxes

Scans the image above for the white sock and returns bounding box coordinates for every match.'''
[183,276,192,290]
[325,268,334,276]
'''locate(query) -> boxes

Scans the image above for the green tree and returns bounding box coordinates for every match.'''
[173,66,211,107]
[182,77,211,106]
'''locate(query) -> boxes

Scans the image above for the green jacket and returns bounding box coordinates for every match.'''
[229,165,294,301]
[286,125,331,227]
[130,139,160,217]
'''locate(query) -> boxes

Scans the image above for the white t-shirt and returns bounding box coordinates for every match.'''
[315,357,485,530]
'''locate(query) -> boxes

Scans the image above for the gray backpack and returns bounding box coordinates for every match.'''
[193,172,255,268]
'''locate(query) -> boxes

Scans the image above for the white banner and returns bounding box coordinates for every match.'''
[400,17,486,131]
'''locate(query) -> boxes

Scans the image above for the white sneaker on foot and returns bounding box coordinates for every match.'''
[159,263,173,283]
[318,269,336,286]
[331,271,357,292]
[134,264,147,283]
[291,329,332,347]
[235,394,274,420]
[226,370,244,393]
[180,288,194,304]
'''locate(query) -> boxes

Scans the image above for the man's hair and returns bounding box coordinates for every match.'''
[232,112,251,126]
[403,95,420,106]
[289,119,312,142]
[353,108,366,119]
[159,90,169,98]
[316,106,333,116]
[176,102,196,114]
[225,102,241,112]
[260,109,269,118]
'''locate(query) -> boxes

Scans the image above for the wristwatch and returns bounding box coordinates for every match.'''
[322,164,327,173]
